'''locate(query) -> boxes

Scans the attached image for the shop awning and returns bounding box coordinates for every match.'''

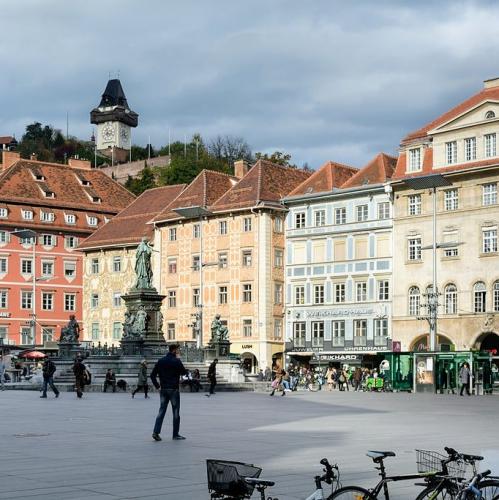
[287,351,315,356]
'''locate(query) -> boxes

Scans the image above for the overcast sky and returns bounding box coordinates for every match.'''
[1,0,499,168]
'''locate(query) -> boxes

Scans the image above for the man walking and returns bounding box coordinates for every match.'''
[40,357,59,398]
[0,354,6,391]
[150,344,187,442]
[73,356,87,398]
[459,362,471,396]
[206,358,218,397]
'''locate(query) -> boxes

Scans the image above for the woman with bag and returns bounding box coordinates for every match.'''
[269,367,285,396]
[132,360,149,398]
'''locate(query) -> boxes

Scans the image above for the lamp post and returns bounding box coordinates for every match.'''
[173,206,213,349]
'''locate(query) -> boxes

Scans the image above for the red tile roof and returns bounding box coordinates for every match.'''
[79,184,186,249]
[341,153,397,188]
[211,160,311,211]
[288,161,358,197]
[0,136,16,145]
[402,85,499,144]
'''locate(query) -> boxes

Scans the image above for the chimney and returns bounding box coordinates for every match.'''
[484,77,499,89]
[30,153,38,161]
[234,159,249,179]
[68,157,92,170]
[1,150,20,170]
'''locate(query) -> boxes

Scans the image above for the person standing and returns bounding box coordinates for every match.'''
[459,362,471,396]
[73,356,87,399]
[325,364,335,391]
[353,367,362,392]
[206,358,218,397]
[0,354,5,391]
[132,360,149,398]
[40,357,59,398]
[150,344,187,441]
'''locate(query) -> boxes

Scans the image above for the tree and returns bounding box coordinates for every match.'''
[254,150,295,167]
[124,165,156,195]
[207,135,252,166]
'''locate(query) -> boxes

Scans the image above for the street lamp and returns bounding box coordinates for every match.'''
[173,206,213,349]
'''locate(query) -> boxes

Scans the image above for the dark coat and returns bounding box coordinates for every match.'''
[42,359,56,379]
[150,352,187,390]
[208,361,217,381]
[137,364,148,385]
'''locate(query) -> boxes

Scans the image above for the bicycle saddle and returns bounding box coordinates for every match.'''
[244,477,275,487]
[366,450,396,461]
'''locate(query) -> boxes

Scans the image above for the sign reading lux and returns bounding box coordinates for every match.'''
[306,309,375,318]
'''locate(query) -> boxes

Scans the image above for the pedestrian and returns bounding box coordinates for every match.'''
[103,369,116,393]
[191,368,202,392]
[459,362,471,396]
[353,367,362,392]
[72,356,87,398]
[40,357,59,398]
[132,360,149,398]
[206,358,218,397]
[325,364,335,391]
[150,344,187,442]
[264,366,271,381]
[0,354,6,391]
[269,367,286,396]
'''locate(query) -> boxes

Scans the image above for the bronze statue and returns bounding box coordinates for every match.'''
[135,306,148,334]
[211,314,228,342]
[123,311,136,338]
[134,238,153,289]
[60,315,80,343]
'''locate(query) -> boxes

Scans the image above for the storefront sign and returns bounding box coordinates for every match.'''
[342,345,388,352]
[0,312,10,318]
[241,345,253,349]
[317,354,360,361]
[306,309,375,318]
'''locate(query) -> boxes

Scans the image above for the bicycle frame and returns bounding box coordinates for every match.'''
[368,472,436,499]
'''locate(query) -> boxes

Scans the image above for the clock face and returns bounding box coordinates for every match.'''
[102,124,115,142]
[120,127,129,141]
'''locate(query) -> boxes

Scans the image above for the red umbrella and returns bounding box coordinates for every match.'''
[19,351,47,359]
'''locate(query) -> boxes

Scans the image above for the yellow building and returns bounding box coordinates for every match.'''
[152,161,310,371]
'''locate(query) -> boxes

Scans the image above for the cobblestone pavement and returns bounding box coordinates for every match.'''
[0,390,497,499]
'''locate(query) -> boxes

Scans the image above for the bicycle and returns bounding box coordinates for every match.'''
[207,457,340,499]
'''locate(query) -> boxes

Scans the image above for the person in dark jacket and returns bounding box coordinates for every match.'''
[132,360,149,398]
[103,369,116,393]
[206,358,218,397]
[73,357,87,398]
[40,357,59,398]
[150,344,187,441]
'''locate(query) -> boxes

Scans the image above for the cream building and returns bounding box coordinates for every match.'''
[391,77,499,354]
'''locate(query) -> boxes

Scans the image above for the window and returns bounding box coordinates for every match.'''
[334,283,346,303]
[356,282,367,302]
[356,205,368,222]
[294,285,305,305]
[295,212,305,229]
[242,250,252,267]
[219,220,228,235]
[65,213,76,224]
[192,255,200,271]
[242,283,252,302]
[0,257,6,273]
[465,137,476,161]
[169,227,177,241]
[408,286,420,316]
[494,281,499,312]
[91,293,99,309]
[42,327,53,343]
[219,286,228,305]
[378,280,389,301]
[87,215,98,226]
[312,321,324,347]
[168,290,176,308]
[243,217,252,232]
[332,320,345,347]
[193,288,200,307]
[193,224,200,239]
[64,261,76,278]
[444,189,458,211]
[485,133,497,157]
[42,261,54,276]
[353,319,367,346]
[274,319,282,340]
[21,327,32,345]
[474,282,486,313]
[408,194,422,215]
[408,148,422,172]
[113,256,121,272]
[274,217,283,233]
[0,326,7,342]
[168,258,177,274]
[0,208,7,218]
[41,234,55,247]
[0,290,8,308]
[483,183,497,206]
[167,323,175,341]
[335,207,347,225]
[482,228,497,253]
[274,249,283,268]
[113,292,121,307]
[408,238,422,261]
[486,110,496,119]
[42,292,54,310]
[293,322,306,347]
[64,293,76,311]
[113,322,122,340]
[0,231,9,244]
[446,141,457,164]
[374,319,388,346]
[64,236,78,249]
[40,211,55,222]
[91,323,99,340]
[314,210,326,227]
[444,247,458,258]
[21,291,33,309]
[243,319,252,337]
[91,258,99,274]
[313,284,324,304]
[444,284,457,314]
[218,252,228,269]
[22,209,33,220]
[378,202,390,220]
[274,283,283,304]
[21,259,33,275]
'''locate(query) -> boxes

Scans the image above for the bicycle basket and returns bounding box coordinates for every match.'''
[416,450,467,479]
[207,459,262,498]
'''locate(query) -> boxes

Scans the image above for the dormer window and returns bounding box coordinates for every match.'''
[486,111,496,119]
[92,196,101,203]
[29,167,45,181]
[40,211,55,223]
[44,190,55,199]
[87,215,98,227]
[65,213,76,225]
[408,148,422,172]
[22,210,33,220]
[0,208,7,218]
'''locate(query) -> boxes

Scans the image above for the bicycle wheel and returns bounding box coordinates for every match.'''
[479,480,499,499]
[415,483,457,499]
[328,486,373,499]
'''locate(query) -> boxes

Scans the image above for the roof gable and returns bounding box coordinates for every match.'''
[341,153,397,188]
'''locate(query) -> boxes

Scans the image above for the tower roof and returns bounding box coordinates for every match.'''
[98,79,130,108]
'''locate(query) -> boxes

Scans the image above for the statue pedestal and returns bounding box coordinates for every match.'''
[120,338,144,357]
[58,342,82,360]
[205,340,231,360]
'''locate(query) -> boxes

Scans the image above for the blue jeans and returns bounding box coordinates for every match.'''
[42,376,59,396]
[153,388,180,436]
[282,380,290,390]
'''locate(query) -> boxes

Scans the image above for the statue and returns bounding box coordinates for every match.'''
[60,315,80,343]
[123,311,136,338]
[211,314,229,342]
[135,305,148,334]
[134,238,153,289]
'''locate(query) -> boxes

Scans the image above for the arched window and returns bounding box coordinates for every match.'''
[493,281,499,312]
[485,110,496,119]
[409,286,420,316]
[445,284,457,314]
[474,281,486,313]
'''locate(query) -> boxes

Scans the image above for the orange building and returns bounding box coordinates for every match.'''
[0,151,134,347]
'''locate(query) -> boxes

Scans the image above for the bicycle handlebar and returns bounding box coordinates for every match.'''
[479,470,491,480]
[444,447,484,463]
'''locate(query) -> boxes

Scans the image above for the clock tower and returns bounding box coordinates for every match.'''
[90,79,138,161]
